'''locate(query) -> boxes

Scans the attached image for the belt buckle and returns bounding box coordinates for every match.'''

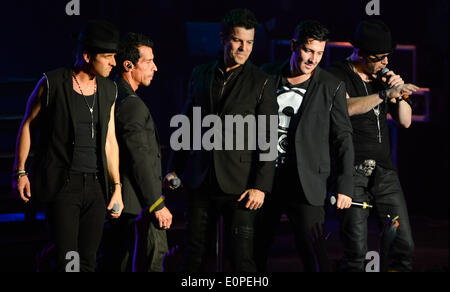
[361,159,376,176]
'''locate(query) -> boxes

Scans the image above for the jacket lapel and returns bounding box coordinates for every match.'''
[206,61,217,114]
[96,77,108,143]
[295,67,320,128]
[63,69,77,134]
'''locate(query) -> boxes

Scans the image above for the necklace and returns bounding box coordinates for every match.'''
[72,73,97,139]
[348,60,382,144]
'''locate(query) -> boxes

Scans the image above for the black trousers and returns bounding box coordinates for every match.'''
[255,166,325,272]
[97,213,168,272]
[339,165,415,272]
[183,180,259,272]
[46,172,106,272]
[97,214,136,272]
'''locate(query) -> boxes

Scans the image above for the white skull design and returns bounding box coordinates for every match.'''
[277,86,304,153]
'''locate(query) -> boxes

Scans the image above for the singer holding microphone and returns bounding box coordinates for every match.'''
[98,33,171,272]
[328,19,419,272]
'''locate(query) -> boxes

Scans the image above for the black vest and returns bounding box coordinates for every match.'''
[31,67,117,202]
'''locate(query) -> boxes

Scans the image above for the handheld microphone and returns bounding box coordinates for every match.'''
[378,68,391,89]
[111,203,120,213]
[378,67,409,99]
[169,177,181,189]
[329,195,373,209]
[380,67,390,78]
[379,68,409,100]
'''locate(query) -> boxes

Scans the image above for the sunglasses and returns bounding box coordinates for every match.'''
[365,53,391,63]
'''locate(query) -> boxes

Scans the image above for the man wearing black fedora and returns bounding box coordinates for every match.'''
[12,19,124,272]
[328,19,419,272]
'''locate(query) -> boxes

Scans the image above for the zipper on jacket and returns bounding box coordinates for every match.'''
[217,67,236,100]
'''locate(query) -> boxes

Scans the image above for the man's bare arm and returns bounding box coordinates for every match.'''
[13,77,46,202]
[347,93,383,116]
[395,99,412,128]
[105,103,123,217]
[347,84,419,117]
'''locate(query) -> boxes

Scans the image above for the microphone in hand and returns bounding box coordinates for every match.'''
[330,195,373,209]
[169,177,181,189]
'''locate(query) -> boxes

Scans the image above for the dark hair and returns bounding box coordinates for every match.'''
[221,8,258,37]
[116,32,154,73]
[73,43,99,67]
[293,20,330,45]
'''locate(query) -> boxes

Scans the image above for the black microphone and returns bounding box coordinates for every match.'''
[379,67,410,100]
[380,67,390,78]
[169,177,181,189]
[329,195,373,209]
[378,67,391,89]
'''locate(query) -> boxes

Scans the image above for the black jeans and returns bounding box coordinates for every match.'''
[339,165,415,272]
[255,166,325,272]
[183,181,259,272]
[46,172,106,272]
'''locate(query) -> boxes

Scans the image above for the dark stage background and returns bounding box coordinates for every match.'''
[0,0,448,272]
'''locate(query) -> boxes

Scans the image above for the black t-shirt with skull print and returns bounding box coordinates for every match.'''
[276,76,310,168]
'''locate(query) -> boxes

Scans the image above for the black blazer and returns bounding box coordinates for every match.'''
[262,60,354,205]
[169,60,277,195]
[115,78,164,215]
[31,67,116,202]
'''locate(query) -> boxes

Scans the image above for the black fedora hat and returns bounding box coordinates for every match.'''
[76,20,120,53]
[350,19,396,55]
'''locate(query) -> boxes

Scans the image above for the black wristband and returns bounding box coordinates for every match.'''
[379,89,388,103]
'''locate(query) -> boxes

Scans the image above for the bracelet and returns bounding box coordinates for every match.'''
[14,171,28,181]
[15,169,26,176]
[149,196,165,213]
[113,182,122,188]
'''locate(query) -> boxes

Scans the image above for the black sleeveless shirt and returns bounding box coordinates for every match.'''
[70,89,100,173]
